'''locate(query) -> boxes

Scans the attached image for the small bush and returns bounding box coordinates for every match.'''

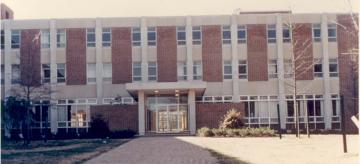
[89,114,110,138]
[219,108,245,129]
[110,129,136,138]
[212,128,226,137]
[197,127,214,137]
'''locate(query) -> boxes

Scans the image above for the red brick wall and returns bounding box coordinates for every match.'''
[90,105,138,132]
[247,24,268,81]
[202,25,223,82]
[196,103,245,129]
[292,23,314,80]
[20,29,41,86]
[66,28,87,85]
[157,26,177,82]
[112,27,132,84]
[337,14,359,133]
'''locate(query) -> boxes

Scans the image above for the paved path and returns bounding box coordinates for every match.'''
[86,137,218,164]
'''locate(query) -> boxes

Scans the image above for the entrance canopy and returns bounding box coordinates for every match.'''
[125,81,207,96]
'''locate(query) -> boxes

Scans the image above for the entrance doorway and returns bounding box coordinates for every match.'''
[156,104,188,133]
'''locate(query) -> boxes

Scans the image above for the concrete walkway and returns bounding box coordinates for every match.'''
[86,137,218,164]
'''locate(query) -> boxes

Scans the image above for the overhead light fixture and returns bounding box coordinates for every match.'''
[175,89,179,93]
[175,93,179,97]
[154,90,159,93]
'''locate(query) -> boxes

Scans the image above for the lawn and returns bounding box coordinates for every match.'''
[1,138,130,164]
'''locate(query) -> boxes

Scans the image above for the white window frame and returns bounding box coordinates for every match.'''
[238,60,247,80]
[314,58,323,78]
[57,63,66,83]
[86,28,96,47]
[147,27,156,46]
[312,24,321,42]
[42,64,51,83]
[11,64,20,84]
[267,24,276,43]
[41,29,50,49]
[328,24,337,42]
[132,27,141,46]
[329,58,338,77]
[11,30,20,49]
[176,26,186,45]
[87,63,96,84]
[102,28,111,47]
[223,61,232,79]
[283,25,291,43]
[237,25,247,44]
[132,62,142,82]
[268,59,278,79]
[57,29,66,48]
[192,26,202,45]
[222,25,231,45]
[193,61,202,80]
[148,62,157,81]
[103,63,112,83]
[177,61,187,81]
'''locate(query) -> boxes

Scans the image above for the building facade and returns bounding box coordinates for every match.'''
[1,12,358,136]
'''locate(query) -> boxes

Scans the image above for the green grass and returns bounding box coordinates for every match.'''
[1,139,130,164]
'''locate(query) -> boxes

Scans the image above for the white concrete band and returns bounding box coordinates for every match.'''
[231,14,240,102]
[140,17,148,82]
[95,18,103,104]
[188,89,196,135]
[138,90,145,135]
[186,16,194,81]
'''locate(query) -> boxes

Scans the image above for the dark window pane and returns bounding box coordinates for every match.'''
[133,33,141,41]
[102,33,110,41]
[238,31,246,39]
[178,32,186,40]
[223,31,231,39]
[314,29,321,37]
[314,64,322,72]
[287,101,294,116]
[268,30,276,38]
[307,100,314,116]
[193,31,201,40]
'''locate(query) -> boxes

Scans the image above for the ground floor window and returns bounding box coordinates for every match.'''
[56,99,93,130]
[241,96,278,127]
[32,101,50,129]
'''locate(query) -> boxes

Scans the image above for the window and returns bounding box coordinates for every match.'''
[238,60,247,79]
[328,24,337,42]
[11,30,20,49]
[314,58,323,77]
[329,58,338,77]
[102,28,111,47]
[284,59,293,78]
[86,28,95,47]
[283,25,291,42]
[11,64,20,84]
[312,24,321,42]
[103,63,112,82]
[268,59,278,78]
[267,24,276,43]
[57,29,66,48]
[147,27,156,46]
[237,25,246,43]
[1,30,4,49]
[177,62,187,81]
[192,26,201,45]
[132,62,142,81]
[57,63,66,83]
[223,61,232,79]
[132,27,141,46]
[222,26,231,44]
[287,101,294,117]
[42,64,50,83]
[177,26,186,45]
[193,61,202,80]
[87,64,96,83]
[1,65,4,84]
[41,29,50,48]
[331,96,340,116]
[148,62,157,81]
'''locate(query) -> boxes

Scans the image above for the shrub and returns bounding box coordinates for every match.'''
[212,128,226,137]
[219,108,245,129]
[197,127,214,137]
[110,129,136,138]
[225,129,236,137]
[89,114,110,138]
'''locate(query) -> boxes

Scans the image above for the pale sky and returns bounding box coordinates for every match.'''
[2,0,359,20]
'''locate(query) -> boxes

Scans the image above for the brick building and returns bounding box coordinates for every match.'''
[1,10,358,135]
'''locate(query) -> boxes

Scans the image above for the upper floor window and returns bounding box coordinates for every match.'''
[41,29,50,48]
[312,24,321,42]
[1,65,4,84]
[42,64,50,83]
[11,30,20,49]
[222,26,231,44]
[283,25,291,43]
[329,58,338,77]
[223,61,232,79]
[237,25,246,44]
[177,26,186,45]
[147,27,156,46]
[87,63,96,83]
[192,26,201,45]
[177,62,187,81]
[314,58,323,77]
[328,24,337,42]
[148,62,157,81]
[238,60,247,79]
[57,63,66,83]
[57,29,66,48]
[132,62,142,82]
[1,30,4,49]
[268,59,278,78]
[193,61,202,80]
[11,64,20,84]
[132,27,141,46]
[86,28,95,47]
[102,28,111,47]
[267,24,276,43]
[284,59,293,78]
[103,63,112,82]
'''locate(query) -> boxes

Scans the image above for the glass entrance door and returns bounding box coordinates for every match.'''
[156,104,187,133]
